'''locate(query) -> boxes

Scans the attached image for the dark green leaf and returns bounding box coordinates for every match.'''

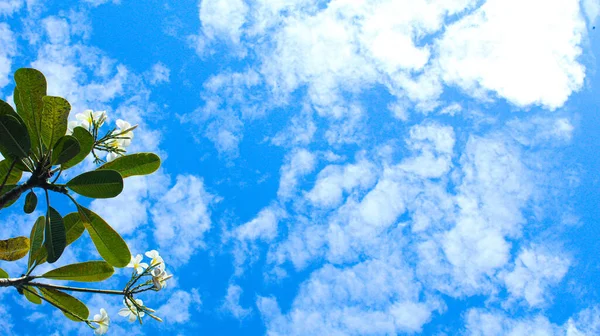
[23,191,37,214]
[77,206,131,268]
[45,207,66,264]
[36,212,85,265]
[0,184,18,209]
[0,236,30,261]
[51,135,80,166]
[0,159,22,185]
[13,69,46,155]
[39,287,89,322]
[98,153,161,178]
[62,127,93,170]
[66,170,123,199]
[23,286,42,304]
[28,216,44,268]
[0,268,8,278]
[41,96,70,149]
[42,261,114,282]
[0,115,30,158]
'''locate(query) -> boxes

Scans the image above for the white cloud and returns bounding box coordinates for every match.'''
[235,204,283,242]
[277,148,316,199]
[0,23,16,89]
[583,0,600,26]
[258,260,440,335]
[306,156,377,209]
[151,175,216,266]
[196,0,248,49]
[221,284,252,319]
[437,0,586,109]
[147,62,170,85]
[0,0,22,16]
[502,246,570,307]
[158,289,202,324]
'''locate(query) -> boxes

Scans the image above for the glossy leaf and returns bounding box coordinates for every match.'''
[23,286,42,305]
[42,261,114,282]
[52,135,80,165]
[62,127,94,170]
[14,68,46,155]
[77,206,131,268]
[66,170,123,199]
[0,184,18,209]
[28,216,45,268]
[39,287,89,322]
[98,153,161,178]
[0,236,30,261]
[24,191,37,214]
[44,207,66,264]
[0,268,8,278]
[41,96,70,149]
[0,115,30,158]
[36,212,85,265]
[0,159,22,185]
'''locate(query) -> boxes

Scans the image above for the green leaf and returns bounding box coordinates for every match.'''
[39,287,89,322]
[23,191,37,214]
[0,268,8,278]
[0,159,22,185]
[42,261,114,282]
[98,153,161,178]
[45,207,66,264]
[0,184,18,209]
[36,212,85,265]
[0,236,30,261]
[23,286,42,305]
[51,135,80,166]
[41,96,70,149]
[28,216,45,269]
[0,115,30,158]
[66,170,123,199]
[13,69,46,155]
[62,127,94,170]
[76,206,131,268]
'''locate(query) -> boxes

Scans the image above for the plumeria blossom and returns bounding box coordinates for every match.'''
[151,267,172,291]
[66,120,79,135]
[75,109,106,129]
[145,250,164,270]
[105,139,126,162]
[126,254,148,274]
[92,308,110,335]
[115,119,134,147]
[118,298,145,322]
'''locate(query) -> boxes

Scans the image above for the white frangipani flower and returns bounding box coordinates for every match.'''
[151,267,172,291]
[105,139,126,162]
[93,308,110,335]
[118,298,145,322]
[66,120,79,135]
[115,119,134,147]
[75,109,106,129]
[126,254,148,274]
[145,250,164,269]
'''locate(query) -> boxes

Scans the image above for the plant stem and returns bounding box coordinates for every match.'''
[27,282,126,295]
[0,180,35,208]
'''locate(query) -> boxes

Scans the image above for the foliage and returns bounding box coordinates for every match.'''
[0,68,166,334]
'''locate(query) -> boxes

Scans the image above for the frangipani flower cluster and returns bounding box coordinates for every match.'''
[92,308,110,335]
[66,109,136,162]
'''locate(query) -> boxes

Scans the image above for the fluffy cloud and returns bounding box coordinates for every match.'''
[502,246,570,307]
[437,0,586,109]
[278,148,316,199]
[0,23,16,89]
[151,175,216,266]
[221,284,252,319]
[158,289,203,324]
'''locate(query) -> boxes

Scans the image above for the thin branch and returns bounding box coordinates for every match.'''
[27,282,126,296]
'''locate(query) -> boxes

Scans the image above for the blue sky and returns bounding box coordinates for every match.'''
[1,0,600,335]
